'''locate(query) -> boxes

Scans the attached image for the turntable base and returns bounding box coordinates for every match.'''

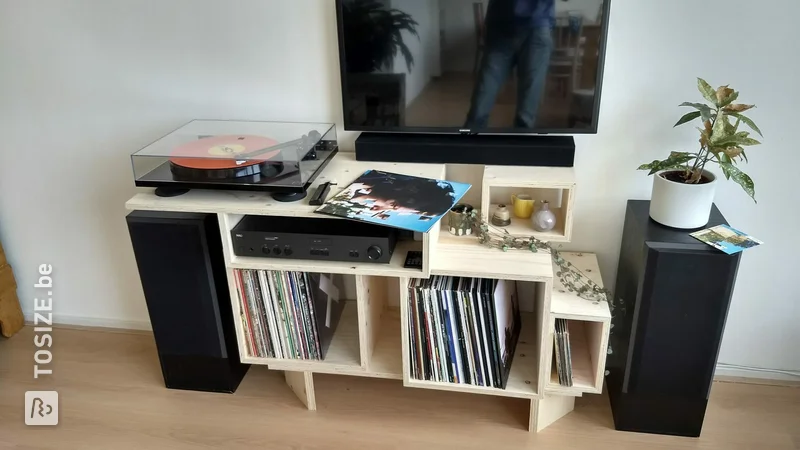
[272,191,308,203]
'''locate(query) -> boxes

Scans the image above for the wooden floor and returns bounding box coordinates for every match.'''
[1,327,798,449]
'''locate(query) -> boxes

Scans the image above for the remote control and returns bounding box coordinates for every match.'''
[309,182,333,206]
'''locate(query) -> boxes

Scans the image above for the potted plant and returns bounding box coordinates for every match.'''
[638,78,762,229]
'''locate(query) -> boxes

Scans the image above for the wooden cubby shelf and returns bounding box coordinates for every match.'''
[481,165,576,243]
[256,301,362,374]
[229,240,424,278]
[433,221,553,282]
[546,252,611,396]
[124,153,611,433]
[403,311,542,400]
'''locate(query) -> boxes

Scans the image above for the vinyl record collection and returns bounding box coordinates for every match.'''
[234,269,343,360]
[407,276,520,389]
[553,318,574,387]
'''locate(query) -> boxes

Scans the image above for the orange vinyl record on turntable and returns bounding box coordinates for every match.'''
[169,135,283,180]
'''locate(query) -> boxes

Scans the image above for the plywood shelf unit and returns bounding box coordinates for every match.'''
[124,152,610,433]
[546,253,611,396]
[481,165,576,242]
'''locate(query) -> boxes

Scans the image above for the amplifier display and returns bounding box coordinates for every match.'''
[231,215,397,264]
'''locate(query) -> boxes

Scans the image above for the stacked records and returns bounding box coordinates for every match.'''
[554,318,574,387]
[234,269,344,360]
[407,276,520,389]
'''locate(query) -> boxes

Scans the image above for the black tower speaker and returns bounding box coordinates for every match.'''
[126,210,249,393]
[606,200,741,437]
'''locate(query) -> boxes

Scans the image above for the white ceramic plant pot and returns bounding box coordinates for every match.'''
[649,169,717,229]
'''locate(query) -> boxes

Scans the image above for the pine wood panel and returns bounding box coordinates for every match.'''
[125,153,447,216]
[550,252,610,321]
[284,371,316,410]
[531,394,576,432]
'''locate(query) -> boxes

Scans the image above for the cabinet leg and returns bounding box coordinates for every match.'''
[284,371,316,411]
[529,395,575,432]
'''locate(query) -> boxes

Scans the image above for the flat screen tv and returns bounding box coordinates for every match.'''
[336,0,611,135]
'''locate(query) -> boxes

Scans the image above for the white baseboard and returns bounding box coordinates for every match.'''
[25,312,152,331]
[714,365,800,384]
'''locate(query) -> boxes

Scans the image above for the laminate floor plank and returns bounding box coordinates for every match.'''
[1,327,798,449]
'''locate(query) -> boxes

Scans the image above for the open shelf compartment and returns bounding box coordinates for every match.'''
[228,268,366,376]
[547,318,609,395]
[400,277,551,400]
[219,213,428,278]
[481,165,576,243]
[546,252,610,395]
[432,220,554,283]
[356,275,403,379]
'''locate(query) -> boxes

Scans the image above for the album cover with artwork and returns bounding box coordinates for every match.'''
[690,224,763,255]
[315,170,471,233]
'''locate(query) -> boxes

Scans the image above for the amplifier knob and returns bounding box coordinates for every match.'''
[367,245,383,260]
[283,246,293,256]
[273,246,282,256]
[261,245,271,255]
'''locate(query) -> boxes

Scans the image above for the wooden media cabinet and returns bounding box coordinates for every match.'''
[125,153,610,432]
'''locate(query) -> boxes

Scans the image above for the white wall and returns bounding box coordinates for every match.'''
[0,0,798,379]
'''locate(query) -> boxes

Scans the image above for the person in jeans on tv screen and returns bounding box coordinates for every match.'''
[465,0,555,129]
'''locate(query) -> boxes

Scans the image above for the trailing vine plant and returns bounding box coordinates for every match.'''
[465,210,611,307]
[465,210,620,360]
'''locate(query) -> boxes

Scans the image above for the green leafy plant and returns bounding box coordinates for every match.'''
[638,78,762,202]
[342,0,419,73]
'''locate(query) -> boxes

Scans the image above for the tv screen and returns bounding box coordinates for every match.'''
[336,0,610,134]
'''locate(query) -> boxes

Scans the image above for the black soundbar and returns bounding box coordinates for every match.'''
[354,133,575,167]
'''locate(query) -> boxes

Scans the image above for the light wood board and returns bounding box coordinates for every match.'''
[284,371,316,411]
[551,252,611,321]
[367,308,402,380]
[125,153,447,216]
[431,229,553,282]
[483,165,577,188]
[530,394,576,432]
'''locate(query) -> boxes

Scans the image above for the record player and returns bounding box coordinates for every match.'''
[131,120,338,201]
